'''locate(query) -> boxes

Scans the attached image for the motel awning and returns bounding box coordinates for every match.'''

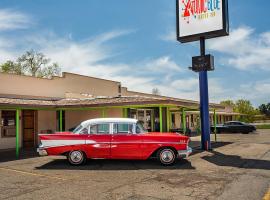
[0,95,224,110]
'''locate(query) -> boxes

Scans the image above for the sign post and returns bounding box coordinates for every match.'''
[199,37,211,150]
[176,0,229,150]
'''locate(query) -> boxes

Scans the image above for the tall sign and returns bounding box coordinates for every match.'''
[177,0,229,43]
[176,0,229,150]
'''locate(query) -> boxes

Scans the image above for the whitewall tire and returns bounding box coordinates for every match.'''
[67,150,86,165]
[157,148,176,166]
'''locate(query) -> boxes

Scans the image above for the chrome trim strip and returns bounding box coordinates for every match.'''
[40,141,187,149]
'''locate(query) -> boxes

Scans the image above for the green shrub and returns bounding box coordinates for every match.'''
[256,124,270,129]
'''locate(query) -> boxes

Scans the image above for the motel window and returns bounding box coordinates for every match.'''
[90,123,110,134]
[191,114,194,127]
[171,113,176,129]
[113,123,133,134]
[1,111,16,138]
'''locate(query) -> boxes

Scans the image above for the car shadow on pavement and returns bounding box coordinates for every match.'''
[35,158,195,171]
[202,150,270,170]
[191,142,233,156]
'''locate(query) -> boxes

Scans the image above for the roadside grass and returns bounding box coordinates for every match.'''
[256,124,270,129]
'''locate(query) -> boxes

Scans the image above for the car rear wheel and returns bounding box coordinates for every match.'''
[67,150,86,165]
[157,148,176,166]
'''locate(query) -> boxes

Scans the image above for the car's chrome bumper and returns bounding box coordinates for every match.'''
[37,147,48,156]
[178,147,192,158]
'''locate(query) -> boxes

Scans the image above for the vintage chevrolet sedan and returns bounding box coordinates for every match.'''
[38,118,192,166]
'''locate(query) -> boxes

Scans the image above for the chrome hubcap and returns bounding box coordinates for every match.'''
[161,150,174,163]
[70,151,83,163]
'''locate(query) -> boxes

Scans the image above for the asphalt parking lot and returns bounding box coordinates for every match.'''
[0,130,269,200]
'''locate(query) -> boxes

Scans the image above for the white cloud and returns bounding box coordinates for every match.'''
[160,30,176,42]
[165,77,233,104]
[145,56,182,72]
[0,9,31,31]
[171,78,198,91]
[91,29,136,45]
[208,26,270,71]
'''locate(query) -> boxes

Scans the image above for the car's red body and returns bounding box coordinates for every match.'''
[39,131,190,160]
[38,118,192,164]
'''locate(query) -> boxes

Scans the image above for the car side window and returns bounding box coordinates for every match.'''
[136,123,147,134]
[90,123,110,134]
[78,125,90,134]
[113,123,133,134]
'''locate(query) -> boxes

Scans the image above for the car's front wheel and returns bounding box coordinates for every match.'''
[157,148,177,166]
[67,150,86,165]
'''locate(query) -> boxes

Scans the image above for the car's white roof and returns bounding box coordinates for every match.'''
[81,118,138,125]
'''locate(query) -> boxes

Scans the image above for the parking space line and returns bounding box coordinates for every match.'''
[0,167,67,181]
[263,188,270,200]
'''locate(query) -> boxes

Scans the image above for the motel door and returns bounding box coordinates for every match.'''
[22,110,36,148]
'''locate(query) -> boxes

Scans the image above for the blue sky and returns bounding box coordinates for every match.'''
[0,0,269,106]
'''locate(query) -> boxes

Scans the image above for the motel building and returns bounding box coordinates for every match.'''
[0,72,239,155]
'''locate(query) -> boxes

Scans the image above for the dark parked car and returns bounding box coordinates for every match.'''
[211,121,256,134]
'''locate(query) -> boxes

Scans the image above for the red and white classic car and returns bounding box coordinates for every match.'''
[38,118,192,166]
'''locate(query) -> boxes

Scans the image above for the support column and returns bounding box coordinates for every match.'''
[16,109,20,159]
[125,108,128,118]
[199,38,211,150]
[167,107,170,132]
[159,106,163,133]
[151,110,154,132]
[102,108,106,118]
[59,110,63,132]
[214,109,217,142]
[182,108,186,134]
[122,108,128,118]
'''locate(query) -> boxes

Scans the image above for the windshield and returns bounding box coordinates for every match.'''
[73,124,83,134]
[136,122,148,134]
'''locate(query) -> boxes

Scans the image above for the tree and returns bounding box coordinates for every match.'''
[220,99,260,122]
[17,50,61,78]
[0,49,61,78]
[0,61,23,75]
[234,99,257,123]
[220,100,235,108]
[259,103,270,116]
[152,88,161,95]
